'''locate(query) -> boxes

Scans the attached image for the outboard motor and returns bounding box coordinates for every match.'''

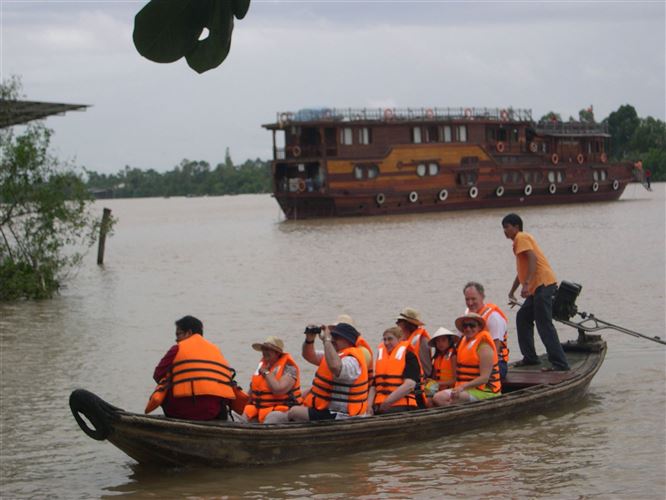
[553,281,582,321]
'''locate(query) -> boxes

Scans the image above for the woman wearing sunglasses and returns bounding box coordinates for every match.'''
[432,313,501,406]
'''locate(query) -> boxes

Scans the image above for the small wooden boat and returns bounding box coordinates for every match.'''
[69,332,606,467]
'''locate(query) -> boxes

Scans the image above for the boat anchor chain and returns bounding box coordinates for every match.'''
[69,389,120,441]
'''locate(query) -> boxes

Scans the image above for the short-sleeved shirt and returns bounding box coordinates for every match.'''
[314,350,362,414]
[513,231,557,294]
[402,351,421,383]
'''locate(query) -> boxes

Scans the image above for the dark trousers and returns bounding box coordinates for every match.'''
[516,284,570,370]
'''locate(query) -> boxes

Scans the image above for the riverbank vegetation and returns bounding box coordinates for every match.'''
[1,79,105,300]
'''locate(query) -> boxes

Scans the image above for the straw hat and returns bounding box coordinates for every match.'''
[454,312,486,332]
[336,314,356,327]
[428,327,461,347]
[396,307,424,326]
[251,336,284,353]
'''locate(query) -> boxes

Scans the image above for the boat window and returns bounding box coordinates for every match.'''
[512,128,520,143]
[368,165,380,179]
[512,171,521,183]
[534,171,544,183]
[427,126,438,143]
[341,128,353,145]
[354,165,363,179]
[457,125,468,142]
[412,127,422,144]
[486,127,497,142]
[457,171,477,186]
[497,128,507,142]
[548,171,556,183]
[542,143,548,153]
[524,171,532,183]
[428,162,439,176]
[601,170,607,181]
[593,170,599,181]
[358,127,372,145]
[557,171,565,183]
[441,125,452,143]
[502,172,510,184]
[416,163,427,176]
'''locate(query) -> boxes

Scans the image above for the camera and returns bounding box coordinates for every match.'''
[304,325,322,335]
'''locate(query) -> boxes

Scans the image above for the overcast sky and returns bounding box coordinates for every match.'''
[2,0,664,174]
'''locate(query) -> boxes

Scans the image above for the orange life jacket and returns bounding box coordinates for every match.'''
[477,303,510,363]
[304,347,369,416]
[356,335,374,382]
[373,341,417,408]
[243,353,302,423]
[171,334,236,400]
[455,329,501,394]
[145,377,169,413]
[432,348,455,385]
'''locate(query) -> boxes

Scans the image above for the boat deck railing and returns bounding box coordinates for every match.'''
[535,120,609,136]
[274,107,533,125]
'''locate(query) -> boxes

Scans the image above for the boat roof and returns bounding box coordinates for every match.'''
[536,121,610,137]
[263,107,533,129]
[0,99,89,128]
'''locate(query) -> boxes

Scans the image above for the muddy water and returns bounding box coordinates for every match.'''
[1,183,664,498]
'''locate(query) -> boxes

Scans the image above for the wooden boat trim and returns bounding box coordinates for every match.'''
[70,338,606,467]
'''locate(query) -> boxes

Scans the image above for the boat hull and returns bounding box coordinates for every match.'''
[70,338,606,467]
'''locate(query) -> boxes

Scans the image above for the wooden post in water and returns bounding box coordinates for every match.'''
[97,208,112,265]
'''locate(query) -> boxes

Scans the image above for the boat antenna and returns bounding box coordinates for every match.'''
[508,281,666,346]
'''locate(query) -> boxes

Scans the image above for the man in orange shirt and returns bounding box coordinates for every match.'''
[502,213,570,371]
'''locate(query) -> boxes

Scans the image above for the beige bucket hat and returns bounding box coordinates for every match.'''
[454,312,486,332]
[251,336,284,353]
[396,307,424,326]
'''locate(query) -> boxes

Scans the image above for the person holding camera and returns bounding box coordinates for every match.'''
[287,322,369,421]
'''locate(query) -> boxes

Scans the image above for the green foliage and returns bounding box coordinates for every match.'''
[1,79,102,300]
[578,106,595,123]
[539,111,562,122]
[133,0,251,74]
[606,104,640,158]
[85,156,271,198]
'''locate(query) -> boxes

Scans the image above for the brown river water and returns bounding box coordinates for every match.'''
[1,183,664,499]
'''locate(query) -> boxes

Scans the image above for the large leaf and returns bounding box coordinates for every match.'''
[232,0,251,20]
[133,0,212,63]
[186,1,234,74]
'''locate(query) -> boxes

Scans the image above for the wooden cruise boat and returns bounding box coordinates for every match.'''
[263,107,646,219]
[70,332,605,467]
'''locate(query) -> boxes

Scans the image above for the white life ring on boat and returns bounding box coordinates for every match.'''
[495,186,504,197]
[292,145,301,157]
[437,189,448,202]
[279,112,289,124]
[297,179,306,193]
[577,153,585,165]
[592,182,599,192]
[384,108,394,120]
[425,108,434,119]
[529,142,538,153]
[571,183,579,193]
[612,179,619,191]
[500,109,509,121]
[548,183,557,195]
[469,186,479,199]
[408,191,418,203]
[524,184,533,196]
[600,153,608,163]
[376,193,386,205]
[496,141,505,153]
[464,108,473,119]
[551,153,559,165]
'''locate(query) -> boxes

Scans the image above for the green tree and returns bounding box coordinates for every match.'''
[539,111,562,122]
[1,79,104,300]
[578,106,595,123]
[606,104,640,159]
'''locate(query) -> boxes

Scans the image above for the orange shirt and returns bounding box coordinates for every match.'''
[513,232,557,294]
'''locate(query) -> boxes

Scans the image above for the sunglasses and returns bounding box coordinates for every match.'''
[461,322,478,329]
